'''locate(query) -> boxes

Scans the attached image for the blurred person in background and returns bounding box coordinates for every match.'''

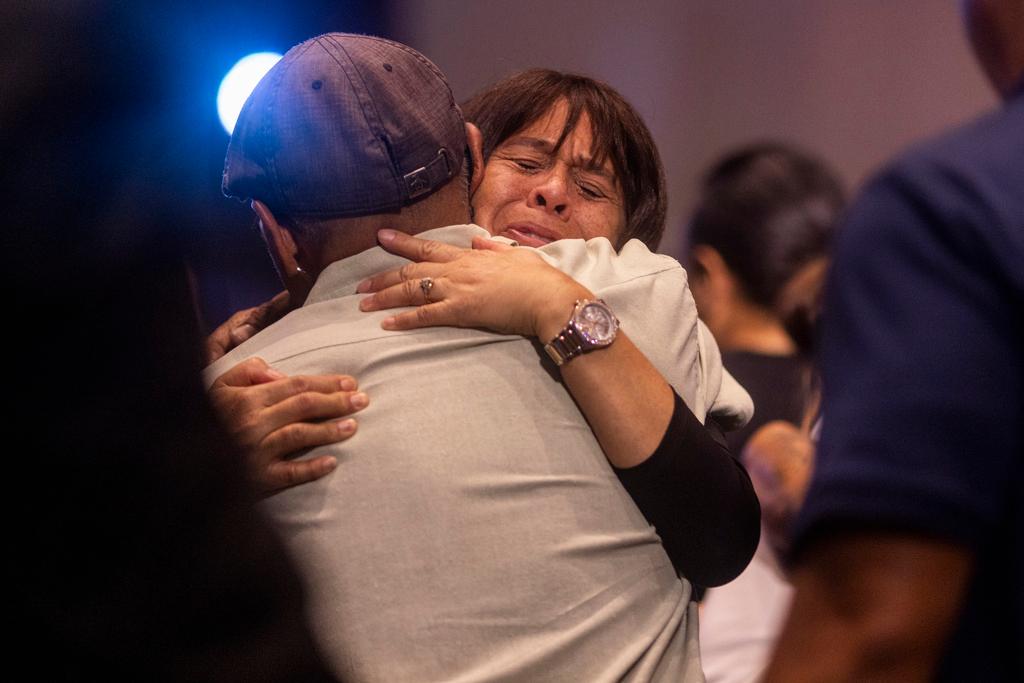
[765,0,1024,680]
[4,3,337,679]
[685,143,845,683]
[687,142,843,453]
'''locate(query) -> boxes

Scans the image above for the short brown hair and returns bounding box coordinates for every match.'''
[462,69,667,250]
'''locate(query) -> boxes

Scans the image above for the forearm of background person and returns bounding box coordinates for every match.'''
[763,531,973,682]
[742,420,815,559]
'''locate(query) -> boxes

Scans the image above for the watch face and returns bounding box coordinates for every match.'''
[576,301,618,344]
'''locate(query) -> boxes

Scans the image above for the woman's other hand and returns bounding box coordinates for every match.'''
[208,357,369,496]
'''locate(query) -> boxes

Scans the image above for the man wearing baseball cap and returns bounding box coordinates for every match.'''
[207,33,753,681]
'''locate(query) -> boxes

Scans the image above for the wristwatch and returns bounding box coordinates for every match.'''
[543,299,619,366]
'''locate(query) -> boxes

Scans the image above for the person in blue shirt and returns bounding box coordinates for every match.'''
[765,1,1024,680]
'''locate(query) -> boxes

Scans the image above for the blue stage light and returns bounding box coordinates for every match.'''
[217,52,282,134]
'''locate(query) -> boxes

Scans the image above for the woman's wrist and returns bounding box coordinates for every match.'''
[533,280,595,341]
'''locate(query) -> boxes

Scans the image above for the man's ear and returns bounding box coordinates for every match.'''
[252,200,313,304]
[465,122,486,196]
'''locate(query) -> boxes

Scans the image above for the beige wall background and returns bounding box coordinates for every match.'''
[391,1,995,259]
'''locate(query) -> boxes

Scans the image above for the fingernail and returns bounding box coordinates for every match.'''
[337,419,357,435]
[350,392,369,409]
[378,229,397,243]
[340,377,357,391]
[358,296,374,311]
[381,316,396,330]
[356,279,371,293]
[265,366,286,379]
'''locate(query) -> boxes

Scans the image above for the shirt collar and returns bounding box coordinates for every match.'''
[303,224,494,306]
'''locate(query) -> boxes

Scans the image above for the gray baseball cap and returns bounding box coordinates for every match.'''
[223,33,465,218]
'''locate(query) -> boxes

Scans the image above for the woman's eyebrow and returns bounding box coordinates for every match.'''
[502,136,553,151]
[503,136,616,181]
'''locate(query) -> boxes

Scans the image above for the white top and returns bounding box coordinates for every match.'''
[699,535,794,683]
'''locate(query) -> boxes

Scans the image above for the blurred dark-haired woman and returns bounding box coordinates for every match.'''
[689,142,844,683]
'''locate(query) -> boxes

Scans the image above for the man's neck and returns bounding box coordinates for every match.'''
[305,205,471,280]
[302,224,487,307]
[313,223,391,272]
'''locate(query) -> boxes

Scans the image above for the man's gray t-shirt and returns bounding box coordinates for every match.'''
[206,225,751,682]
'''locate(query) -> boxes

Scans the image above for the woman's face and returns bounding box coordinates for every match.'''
[471,100,627,247]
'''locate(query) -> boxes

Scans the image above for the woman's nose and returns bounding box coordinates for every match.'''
[528,170,571,219]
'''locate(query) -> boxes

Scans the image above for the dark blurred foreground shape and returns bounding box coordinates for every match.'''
[3,3,337,679]
[765,0,1024,680]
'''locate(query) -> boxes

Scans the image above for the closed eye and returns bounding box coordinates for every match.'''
[512,157,543,172]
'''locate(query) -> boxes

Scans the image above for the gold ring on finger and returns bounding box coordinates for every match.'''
[419,277,435,303]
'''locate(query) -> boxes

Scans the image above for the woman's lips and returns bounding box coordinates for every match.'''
[500,224,558,247]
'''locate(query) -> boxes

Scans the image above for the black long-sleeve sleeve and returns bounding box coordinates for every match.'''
[615,391,761,588]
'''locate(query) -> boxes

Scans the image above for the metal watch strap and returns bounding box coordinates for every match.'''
[544,324,587,366]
